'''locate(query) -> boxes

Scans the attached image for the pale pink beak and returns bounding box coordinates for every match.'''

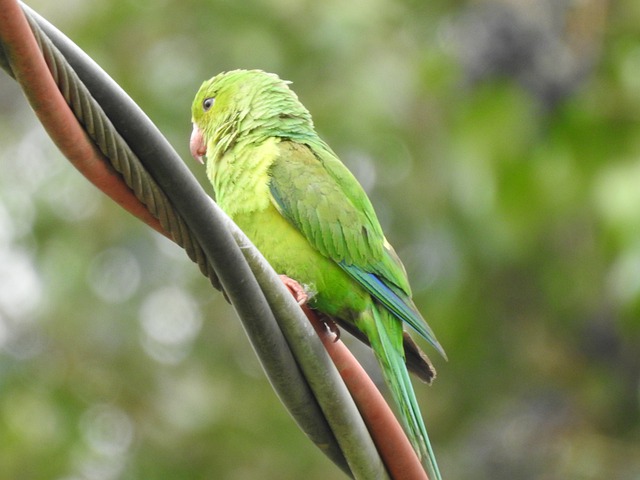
[189,124,207,164]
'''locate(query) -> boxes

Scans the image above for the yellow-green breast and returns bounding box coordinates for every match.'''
[210,138,369,319]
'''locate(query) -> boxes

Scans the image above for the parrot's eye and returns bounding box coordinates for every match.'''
[203,97,215,112]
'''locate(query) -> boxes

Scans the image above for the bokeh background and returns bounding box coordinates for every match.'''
[1,0,639,478]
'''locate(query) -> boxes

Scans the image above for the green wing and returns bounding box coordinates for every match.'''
[268,140,444,356]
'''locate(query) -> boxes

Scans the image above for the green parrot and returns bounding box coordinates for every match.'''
[190,69,445,479]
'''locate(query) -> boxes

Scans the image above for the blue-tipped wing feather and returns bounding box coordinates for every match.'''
[340,263,446,359]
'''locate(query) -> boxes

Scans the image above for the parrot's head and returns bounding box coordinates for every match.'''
[190,69,313,164]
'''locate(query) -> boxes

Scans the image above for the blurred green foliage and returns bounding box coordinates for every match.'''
[1,0,639,478]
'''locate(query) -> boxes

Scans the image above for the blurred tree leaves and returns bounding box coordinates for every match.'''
[1,0,639,478]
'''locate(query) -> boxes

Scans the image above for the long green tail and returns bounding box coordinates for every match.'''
[366,305,442,480]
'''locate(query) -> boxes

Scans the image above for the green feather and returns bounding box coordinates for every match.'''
[191,69,445,478]
[364,305,442,480]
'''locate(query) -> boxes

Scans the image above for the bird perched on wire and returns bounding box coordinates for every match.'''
[190,69,445,479]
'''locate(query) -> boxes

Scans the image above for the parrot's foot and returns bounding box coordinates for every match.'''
[279,275,308,306]
[279,275,340,342]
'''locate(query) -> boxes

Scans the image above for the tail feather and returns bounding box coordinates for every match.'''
[365,305,442,480]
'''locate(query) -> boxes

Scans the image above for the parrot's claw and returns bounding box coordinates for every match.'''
[325,316,341,342]
[279,275,308,306]
[315,312,340,342]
